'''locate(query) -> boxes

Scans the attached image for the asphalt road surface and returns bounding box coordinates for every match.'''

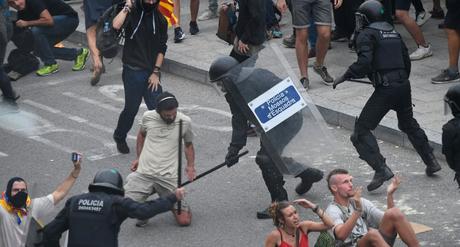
[1,47,459,246]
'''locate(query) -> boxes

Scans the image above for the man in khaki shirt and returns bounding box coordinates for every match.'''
[125,92,196,227]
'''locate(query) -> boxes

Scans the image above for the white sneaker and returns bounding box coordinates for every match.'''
[410,44,433,61]
[416,11,431,26]
[198,10,218,21]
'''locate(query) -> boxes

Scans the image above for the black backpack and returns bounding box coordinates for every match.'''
[216,1,238,45]
[96,3,125,59]
[4,49,39,80]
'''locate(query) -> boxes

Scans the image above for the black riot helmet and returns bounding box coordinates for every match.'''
[355,0,385,31]
[445,84,460,117]
[88,169,124,196]
[209,56,239,82]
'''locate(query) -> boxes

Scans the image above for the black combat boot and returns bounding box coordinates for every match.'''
[295,168,324,195]
[256,207,272,219]
[422,152,442,177]
[367,165,394,191]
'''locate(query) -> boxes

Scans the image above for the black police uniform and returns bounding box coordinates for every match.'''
[43,191,177,247]
[224,68,288,203]
[342,21,439,188]
[442,117,460,187]
[223,67,322,203]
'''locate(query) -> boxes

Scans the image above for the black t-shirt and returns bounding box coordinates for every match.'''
[18,0,77,21]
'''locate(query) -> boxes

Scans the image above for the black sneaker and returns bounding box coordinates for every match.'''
[282,33,295,48]
[256,207,271,219]
[189,21,199,35]
[174,27,185,43]
[431,69,460,84]
[367,166,394,191]
[300,77,309,90]
[114,137,130,154]
[313,63,334,85]
[295,168,324,195]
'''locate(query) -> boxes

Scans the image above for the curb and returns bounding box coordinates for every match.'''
[68,30,444,160]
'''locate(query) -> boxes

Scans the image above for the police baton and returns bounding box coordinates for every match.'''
[177,120,183,215]
[348,79,372,85]
[180,150,249,187]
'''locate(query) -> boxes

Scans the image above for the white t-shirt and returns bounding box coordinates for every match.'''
[138,110,193,178]
[0,194,55,247]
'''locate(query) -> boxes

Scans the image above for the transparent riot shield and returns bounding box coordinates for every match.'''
[223,43,338,177]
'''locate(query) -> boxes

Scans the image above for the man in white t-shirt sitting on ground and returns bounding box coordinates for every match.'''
[325,168,419,247]
[124,92,196,227]
[0,154,82,247]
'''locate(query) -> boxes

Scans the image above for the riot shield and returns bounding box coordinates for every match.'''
[222,43,338,177]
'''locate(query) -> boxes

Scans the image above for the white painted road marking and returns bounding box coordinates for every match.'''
[23,99,136,140]
[97,85,233,132]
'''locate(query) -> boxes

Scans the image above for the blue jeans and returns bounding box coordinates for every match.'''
[308,17,317,48]
[114,65,163,141]
[31,15,80,66]
[266,0,276,28]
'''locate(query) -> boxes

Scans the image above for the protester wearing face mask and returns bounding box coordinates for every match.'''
[124,92,196,227]
[0,154,82,247]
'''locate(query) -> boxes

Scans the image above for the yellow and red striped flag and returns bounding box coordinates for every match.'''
[159,0,178,27]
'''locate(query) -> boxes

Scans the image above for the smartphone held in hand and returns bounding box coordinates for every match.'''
[71,152,81,162]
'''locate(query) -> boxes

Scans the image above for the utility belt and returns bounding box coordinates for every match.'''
[371,69,408,87]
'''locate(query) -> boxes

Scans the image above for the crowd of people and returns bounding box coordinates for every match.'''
[1,0,460,246]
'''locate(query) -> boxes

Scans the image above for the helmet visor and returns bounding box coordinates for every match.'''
[444,96,451,115]
[445,96,460,116]
[355,12,367,32]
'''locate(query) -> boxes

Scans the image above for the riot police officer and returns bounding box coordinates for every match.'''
[442,84,460,188]
[42,169,185,247]
[209,56,324,219]
[333,0,441,192]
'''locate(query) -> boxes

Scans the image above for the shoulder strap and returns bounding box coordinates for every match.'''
[277,228,284,242]
[295,228,300,247]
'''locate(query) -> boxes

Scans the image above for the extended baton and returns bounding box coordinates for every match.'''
[180,150,249,187]
[177,120,183,215]
[348,79,372,85]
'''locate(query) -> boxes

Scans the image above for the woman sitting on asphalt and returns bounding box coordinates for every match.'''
[265,199,334,247]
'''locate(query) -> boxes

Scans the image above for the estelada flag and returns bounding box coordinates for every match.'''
[159,0,178,27]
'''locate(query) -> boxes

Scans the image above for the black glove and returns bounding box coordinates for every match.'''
[333,75,346,89]
[225,145,241,167]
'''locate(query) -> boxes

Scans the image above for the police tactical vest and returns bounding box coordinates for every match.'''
[67,192,120,247]
[368,26,405,71]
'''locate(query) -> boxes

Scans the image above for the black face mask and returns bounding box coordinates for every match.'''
[142,2,155,12]
[10,191,28,208]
